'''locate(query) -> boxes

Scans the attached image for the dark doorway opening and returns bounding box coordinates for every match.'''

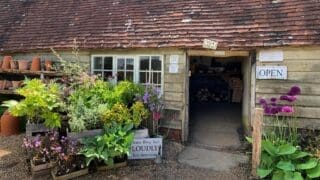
[188,56,244,149]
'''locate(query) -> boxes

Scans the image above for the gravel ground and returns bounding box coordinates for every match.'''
[0,134,250,180]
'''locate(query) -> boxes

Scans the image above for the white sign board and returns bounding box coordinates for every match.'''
[128,138,162,159]
[256,66,287,80]
[169,64,179,73]
[170,55,179,64]
[203,39,218,50]
[258,50,283,62]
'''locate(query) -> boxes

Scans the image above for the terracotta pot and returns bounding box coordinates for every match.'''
[0,60,3,68]
[44,60,53,71]
[5,81,12,90]
[0,80,6,90]
[18,60,29,70]
[1,56,12,70]
[0,110,20,136]
[10,60,18,69]
[12,81,22,89]
[31,56,41,71]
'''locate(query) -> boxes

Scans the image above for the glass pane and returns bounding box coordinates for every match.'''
[126,72,134,82]
[151,56,161,71]
[152,72,161,84]
[94,57,102,69]
[117,58,125,70]
[139,56,150,70]
[93,71,103,77]
[103,71,113,81]
[139,72,147,84]
[126,58,134,70]
[104,57,113,70]
[117,71,125,81]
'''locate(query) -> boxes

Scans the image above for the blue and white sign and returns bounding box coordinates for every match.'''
[128,138,162,159]
[256,66,287,80]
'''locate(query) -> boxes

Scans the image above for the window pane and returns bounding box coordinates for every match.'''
[139,56,150,70]
[117,58,125,70]
[139,72,148,84]
[93,71,103,77]
[152,72,161,84]
[126,58,134,70]
[94,57,102,69]
[126,72,134,82]
[103,71,113,81]
[151,56,161,71]
[104,57,113,70]
[117,71,125,81]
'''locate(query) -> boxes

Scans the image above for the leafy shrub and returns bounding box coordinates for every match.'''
[111,81,144,106]
[79,122,134,166]
[9,79,63,128]
[101,103,131,126]
[130,101,149,128]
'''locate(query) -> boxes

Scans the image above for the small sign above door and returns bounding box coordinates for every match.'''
[258,50,284,62]
[202,39,218,50]
[256,66,287,80]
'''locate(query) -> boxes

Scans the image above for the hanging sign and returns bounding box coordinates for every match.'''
[256,66,287,80]
[169,55,179,73]
[203,39,218,50]
[258,50,283,62]
[128,138,163,159]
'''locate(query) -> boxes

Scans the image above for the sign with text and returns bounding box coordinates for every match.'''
[128,138,162,159]
[258,50,283,62]
[256,66,287,80]
[202,39,218,50]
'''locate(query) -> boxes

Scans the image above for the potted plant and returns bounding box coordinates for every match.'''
[79,122,134,171]
[23,132,60,177]
[8,79,63,136]
[0,100,20,136]
[51,136,88,180]
[130,101,150,138]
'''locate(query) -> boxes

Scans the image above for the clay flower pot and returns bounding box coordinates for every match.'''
[0,80,6,90]
[0,110,20,136]
[31,56,41,71]
[0,60,3,68]
[1,56,12,70]
[10,60,18,69]
[18,60,29,70]
[44,60,53,71]
[12,81,22,89]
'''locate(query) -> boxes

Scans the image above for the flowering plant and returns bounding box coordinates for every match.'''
[23,131,60,165]
[53,136,85,176]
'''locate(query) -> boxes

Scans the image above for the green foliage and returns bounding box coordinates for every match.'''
[130,101,149,128]
[111,81,144,106]
[79,122,134,166]
[8,79,63,128]
[101,103,131,126]
[256,139,320,179]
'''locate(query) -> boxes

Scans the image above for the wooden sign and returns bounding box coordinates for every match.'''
[258,50,283,62]
[128,138,162,159]
[202,39,218,50]
[256,66,287,80]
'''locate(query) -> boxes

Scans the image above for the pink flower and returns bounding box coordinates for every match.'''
[281,106,294,113]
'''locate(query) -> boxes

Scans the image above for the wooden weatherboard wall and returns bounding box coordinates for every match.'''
[256,47,320,129]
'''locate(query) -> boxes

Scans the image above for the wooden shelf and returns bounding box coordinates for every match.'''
[0,89,18,95]
[0,69,63,77]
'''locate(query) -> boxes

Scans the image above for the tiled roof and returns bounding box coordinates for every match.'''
[0,0,320,52]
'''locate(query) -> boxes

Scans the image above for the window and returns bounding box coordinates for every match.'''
[92,56,113,81]
[91,55,163,90]
[138,56,162,89]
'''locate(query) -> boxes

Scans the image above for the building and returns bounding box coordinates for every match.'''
[1,0,320,143]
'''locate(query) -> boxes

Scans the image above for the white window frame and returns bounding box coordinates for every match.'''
[90,54,164,92]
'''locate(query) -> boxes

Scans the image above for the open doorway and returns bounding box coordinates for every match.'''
[188,56,246,149]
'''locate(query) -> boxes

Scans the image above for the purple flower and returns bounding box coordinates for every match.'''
[281,106,294,113]
[271,107,279,115]
[143,92,149,103]
[264,106,272,115]
[280,95,297,102]
[288,86,301,96]
[270,97,277,102]
[259,98,267,105]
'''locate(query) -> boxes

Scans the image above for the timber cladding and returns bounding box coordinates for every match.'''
[256,47,320,129]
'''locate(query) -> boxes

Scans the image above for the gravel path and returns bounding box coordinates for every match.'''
[0,134,250,180]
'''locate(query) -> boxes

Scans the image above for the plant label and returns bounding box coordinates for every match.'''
[128,138,163,159]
